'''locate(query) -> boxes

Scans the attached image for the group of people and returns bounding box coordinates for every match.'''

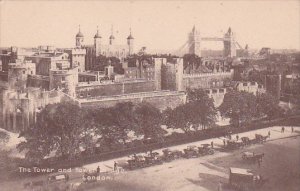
[281,126,294,133]
[96,161,118,174]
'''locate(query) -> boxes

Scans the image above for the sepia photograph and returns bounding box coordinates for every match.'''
[0,0,300,190]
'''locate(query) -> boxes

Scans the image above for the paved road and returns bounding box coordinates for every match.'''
[83,125,300,172]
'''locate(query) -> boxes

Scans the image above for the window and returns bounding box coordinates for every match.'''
[243,83,248,86]
[23,71,25,74]
[212,89,218,93]
[62,77,65,81]
[219,89,224,93]
[205,90,210,94]
[31,71,33,74]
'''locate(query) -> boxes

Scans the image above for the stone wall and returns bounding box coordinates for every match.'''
[76,80,156,98]
[79,91,186,111]
[27,75,50,90]
[182,70,234,90]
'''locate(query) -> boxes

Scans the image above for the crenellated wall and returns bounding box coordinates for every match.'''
[78,91,186,111]
[181,69,234,90]
[75,80,157,98]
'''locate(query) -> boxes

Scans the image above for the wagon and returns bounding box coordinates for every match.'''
[227,140,243,150]
[242,152,265,162]
[255,134,268,143]
[229,167,267,191]
[198,144,214,155]
[127,155,146,169]
[241,137,251,146]
[183,145,199,158]
[144,151,163,165]
[162,149,183,162]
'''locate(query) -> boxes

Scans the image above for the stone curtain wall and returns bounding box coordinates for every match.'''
[75,81,156,98]
[182,70,233,90]
[79,91,186,111]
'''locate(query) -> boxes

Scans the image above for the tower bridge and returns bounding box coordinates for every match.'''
[175,26,243,58]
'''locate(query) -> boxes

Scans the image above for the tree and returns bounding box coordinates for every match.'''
[17,103,94,162]
[93,102,136,147]
[219,90,257,127]
[163,105,193,133]
[0,131,9,144]
[94,55,124,74]
[187,88,217,130]
[133,102,166,140]
[256,93,282,120]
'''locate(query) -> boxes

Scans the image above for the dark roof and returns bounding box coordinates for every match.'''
[76,31,84,38]
[127,34,134,39]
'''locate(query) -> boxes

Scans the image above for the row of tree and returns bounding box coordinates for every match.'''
[17,89,281,162]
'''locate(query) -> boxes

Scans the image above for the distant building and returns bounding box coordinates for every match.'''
[26,51,70,76]
[74,26,135,71]
[235,81,265,96]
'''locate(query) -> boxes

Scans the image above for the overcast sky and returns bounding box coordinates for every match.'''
[0,0,299,52]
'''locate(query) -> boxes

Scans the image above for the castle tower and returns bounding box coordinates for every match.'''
[127,28,134,55]
[188,25,201,57]
[75,25,84,48]
[94,26,102,57]
[223,27,236,57]
[109,25,115,45]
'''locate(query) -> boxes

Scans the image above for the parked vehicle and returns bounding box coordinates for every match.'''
[255,134,268,143]
[144,151,163,165]
[198,144,214,155]
[229,167,267,191]
[183,145,199,158]
[162,149,183,162]
[47,173,69,183]
[127,154,146,169]
[242,152,265,162]
[241,137,251,146]
[227,140,243,150]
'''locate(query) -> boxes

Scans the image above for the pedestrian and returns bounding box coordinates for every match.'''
[114,161,118,171]
[223,139,226,146]
[268,131,271,138]
[217,181,223,191]
[283,126,285,133]
[96,166,100,174]
[236,134,239,141]
[291,126,294,133]
[281,126,284,133]
[211,141,214,148]
[229,134,232,140]
[257,158,261,168]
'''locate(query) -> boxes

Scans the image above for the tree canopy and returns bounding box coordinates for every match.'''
[17,103,94,162]
[219,90,257,127]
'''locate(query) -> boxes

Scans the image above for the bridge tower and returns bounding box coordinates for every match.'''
[223,27,236,57]
[188,25,201,57]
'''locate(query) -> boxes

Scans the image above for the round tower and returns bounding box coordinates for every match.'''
[75,25,84,48]
[94,26,102,57]
[127,28,134,55]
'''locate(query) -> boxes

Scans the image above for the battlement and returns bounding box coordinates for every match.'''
[183,70,233,78]
[50,67,78,75]
[65,48,86,55]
